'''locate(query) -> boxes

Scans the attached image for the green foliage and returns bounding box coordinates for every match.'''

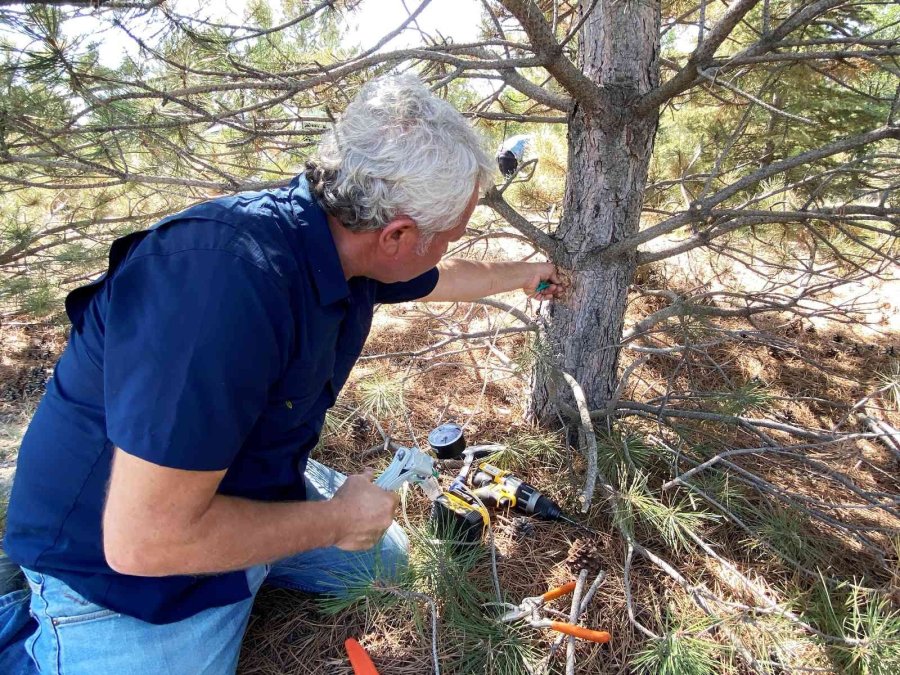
[0,2,360,315]
[632,606,723,675]
[651,1,897,226]
[54,243,89,264]
[685,470,752,520]
[418,531,536,674]
[596,428,657,482]
[484,427,564,471]
[0,276,30,309]
[877,360,900,412]
[414,522,485,602]
[745,504,836,571]
[318,523,538,674]
[819,224,897,268]
[511,331,540,374]
[311,402,354,454]
[810,578,900,675]
[714,380,774,416]
[20,280,57,317]
[1,217,34,250]
[633,633,721,675]
[504,125,567,216]
[614,469,715,553]
[356,373,405,419]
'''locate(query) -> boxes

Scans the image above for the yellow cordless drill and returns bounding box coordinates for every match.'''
[469,463,598,534]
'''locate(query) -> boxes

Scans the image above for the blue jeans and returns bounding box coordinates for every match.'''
[5,460,408,675]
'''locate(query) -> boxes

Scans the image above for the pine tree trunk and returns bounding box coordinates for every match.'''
[532,2,661,417]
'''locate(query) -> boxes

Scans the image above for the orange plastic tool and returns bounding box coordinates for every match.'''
[546,621,611,643]
[345,638,380,675]
[498,579,611,644]
[541,581,578,602]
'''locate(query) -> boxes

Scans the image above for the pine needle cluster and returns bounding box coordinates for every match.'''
[810,578,900,675]
[317,523,538,674]
[631,608,722,675]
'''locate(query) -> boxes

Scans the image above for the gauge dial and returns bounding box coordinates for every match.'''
[427,422,466,459]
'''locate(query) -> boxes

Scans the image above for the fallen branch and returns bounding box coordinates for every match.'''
[855,413,900,461]
[611,401,838,442]
[560,371,599,512]
[565,568,589,675]
[541,569,607,672]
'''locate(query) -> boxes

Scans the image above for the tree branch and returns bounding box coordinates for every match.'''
[560,371,599,512]
[498,68,572,112]
[594,126,900,263]
[635,0,849,115]
[480,187,564,261]
[499,0,603,111]
[611,401,838,442]
[635,0,763,115]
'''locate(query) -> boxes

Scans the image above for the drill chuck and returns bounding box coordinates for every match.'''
[517,482,562,520]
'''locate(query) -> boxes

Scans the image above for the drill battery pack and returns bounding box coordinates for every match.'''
[429,488,488,548]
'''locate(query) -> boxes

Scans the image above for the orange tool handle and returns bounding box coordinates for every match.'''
[541,581,577,602]
[548,622,612,643]
[345,638,380,675]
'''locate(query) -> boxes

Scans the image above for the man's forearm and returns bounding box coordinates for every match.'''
[425,259,537,302]
[106,494,341,577]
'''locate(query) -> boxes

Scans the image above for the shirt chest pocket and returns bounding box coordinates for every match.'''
[263,355,337,428]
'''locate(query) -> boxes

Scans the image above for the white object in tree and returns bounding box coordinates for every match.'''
[496,134,532,177]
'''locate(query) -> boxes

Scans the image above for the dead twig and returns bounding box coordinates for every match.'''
[565,568,589,675]
[560,371,599,512]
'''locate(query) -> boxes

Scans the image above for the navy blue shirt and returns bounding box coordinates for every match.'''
[3,176,438,624]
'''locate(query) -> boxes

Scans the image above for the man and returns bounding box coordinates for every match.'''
[0,75,563,673]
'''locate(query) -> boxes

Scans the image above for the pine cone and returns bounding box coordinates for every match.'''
[565,538,603,576]
[350,417,371,442]
[508,517,535,540]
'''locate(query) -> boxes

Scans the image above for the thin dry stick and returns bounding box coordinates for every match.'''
[604,354,652,416]
[623,543,659,639]
[382,586,441,675]
[832,381,897,432]
[462,304,508,432]
[560,371,599,511]
[698,68,815,124]
[856,413,900,459]
[565,568,589,675]
[682,528,870,648]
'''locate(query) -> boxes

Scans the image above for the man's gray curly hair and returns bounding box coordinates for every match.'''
[305,74,494,244]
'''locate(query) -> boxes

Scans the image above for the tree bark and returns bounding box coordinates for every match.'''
[532,1,661,416]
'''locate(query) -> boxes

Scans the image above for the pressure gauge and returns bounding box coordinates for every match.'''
[427,422,466,459]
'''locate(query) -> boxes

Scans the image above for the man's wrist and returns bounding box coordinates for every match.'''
[301,499,344,549]
[512,261,535,288]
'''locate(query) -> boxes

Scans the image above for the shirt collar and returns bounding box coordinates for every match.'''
[288,175,351,306]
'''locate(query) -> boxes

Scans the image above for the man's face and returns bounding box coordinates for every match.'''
[413,210,469,268]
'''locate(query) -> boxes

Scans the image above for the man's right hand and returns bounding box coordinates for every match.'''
[329,469,399,551]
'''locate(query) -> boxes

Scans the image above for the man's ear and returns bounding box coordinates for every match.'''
[378,216,419,258]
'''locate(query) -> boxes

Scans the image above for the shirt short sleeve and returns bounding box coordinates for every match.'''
[373,267,440,304]
[103,249,293,471]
